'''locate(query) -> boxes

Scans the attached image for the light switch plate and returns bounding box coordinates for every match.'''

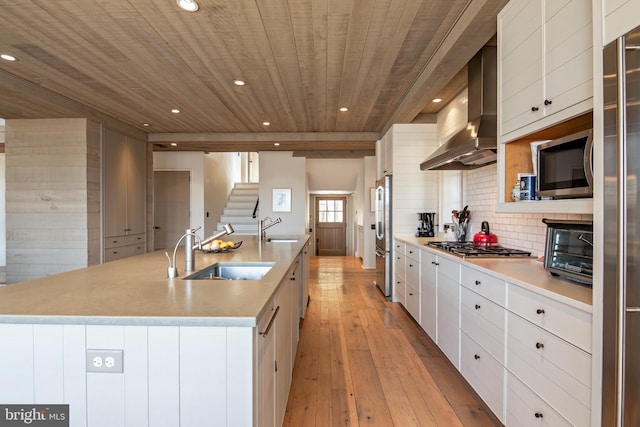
[87,349,123,373]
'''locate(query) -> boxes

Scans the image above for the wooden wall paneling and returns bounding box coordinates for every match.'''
[62,325,88,427]
[86,325,126,427]
[179,326,228,425]
[146,141,155,254]
[5,118,94,283]
[87,120,102,266]
[226,327,254,427]
[33,325,65,402]
[123,326,149,426]
[0,324,34,402]
[148,326,180,426]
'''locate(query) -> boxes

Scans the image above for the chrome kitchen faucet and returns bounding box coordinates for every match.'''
[258,217,282,240]
[166,224,234,278]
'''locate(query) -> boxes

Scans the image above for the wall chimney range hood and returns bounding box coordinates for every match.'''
[420,45,497,171]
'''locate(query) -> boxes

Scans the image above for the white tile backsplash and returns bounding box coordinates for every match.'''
[462,165,592,257]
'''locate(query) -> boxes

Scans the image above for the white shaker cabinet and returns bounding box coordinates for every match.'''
[498,0,593,140]
[257,259,300,427]
[394,241,406,305]
[435,256,461,368]
[419,249,438,341]
[602,0,640,45]
[459,265,507,422]
[505,283,592,426]
[404,244,421,323]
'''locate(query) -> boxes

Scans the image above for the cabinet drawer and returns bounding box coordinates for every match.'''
[437,256,459,282]
[406,257,419,286]
[508,284,591,353]
[406,283,420,323]
[104,244,135,262]
[507,312,591,426]
[104,233,145,249]
[460,331,504,422]
[132,243,146,255]
[461,287,505,363]
[405,244,420,262]
[506,371,572,427]
[394,253,405,280]
[461,265,506,307]
[394,275,406,305]
[394,241,405,255]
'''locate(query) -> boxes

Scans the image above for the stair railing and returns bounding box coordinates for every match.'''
[252,197,259,218]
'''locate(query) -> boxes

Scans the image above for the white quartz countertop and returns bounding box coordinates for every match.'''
[395,234,592,312]
[0,235,309,327]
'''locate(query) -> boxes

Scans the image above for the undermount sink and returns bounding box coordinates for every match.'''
[183,262,275,281]
[265,237,299,243]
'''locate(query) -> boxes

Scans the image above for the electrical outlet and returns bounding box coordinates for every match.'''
[87,349,123,373]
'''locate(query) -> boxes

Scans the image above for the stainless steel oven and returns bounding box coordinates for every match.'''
[542,219,593,286]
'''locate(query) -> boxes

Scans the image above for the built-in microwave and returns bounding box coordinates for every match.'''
[536,129,593,199]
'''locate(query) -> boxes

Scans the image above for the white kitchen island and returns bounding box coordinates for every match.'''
[0,235,309,427]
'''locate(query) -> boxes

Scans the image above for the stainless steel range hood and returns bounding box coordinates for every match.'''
[421,45,497,171]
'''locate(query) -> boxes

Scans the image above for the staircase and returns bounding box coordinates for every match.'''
[217,182,260,235]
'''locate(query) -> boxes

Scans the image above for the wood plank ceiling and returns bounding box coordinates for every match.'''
[0,0,507,157]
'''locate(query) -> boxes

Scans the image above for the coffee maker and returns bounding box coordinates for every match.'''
[416,212,436,237]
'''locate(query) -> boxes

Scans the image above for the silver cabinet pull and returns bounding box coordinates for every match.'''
[260,306,280,338]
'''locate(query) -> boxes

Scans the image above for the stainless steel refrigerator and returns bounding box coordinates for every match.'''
[602,24,640,426]
[374,175,392,299]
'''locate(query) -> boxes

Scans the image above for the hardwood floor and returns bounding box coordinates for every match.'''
[283,256,503,427]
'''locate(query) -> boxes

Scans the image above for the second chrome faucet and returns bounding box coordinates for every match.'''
[258,217,282,240]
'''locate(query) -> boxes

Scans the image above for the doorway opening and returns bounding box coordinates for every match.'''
[153,170,191,250]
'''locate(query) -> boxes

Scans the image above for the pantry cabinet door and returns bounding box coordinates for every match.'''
[103,129,128,237]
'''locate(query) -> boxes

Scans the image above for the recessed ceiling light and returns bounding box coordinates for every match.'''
[0,54,16,61]
[176,0,199,12]
[171,108,180,114]
[234,80,246,86]
[339,107,349,112]
[143,123,150,127]
[274,142,280,146]
[432,98,442,103]
[262,121,271,126]
[171,143,178,147]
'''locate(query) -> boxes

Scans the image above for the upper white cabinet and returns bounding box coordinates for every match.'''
[103,128,147,261]
[498,0,593,141]
[375,131,394,178]
[602,0,640,45]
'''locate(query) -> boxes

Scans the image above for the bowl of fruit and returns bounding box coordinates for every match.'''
[199,240,243,253]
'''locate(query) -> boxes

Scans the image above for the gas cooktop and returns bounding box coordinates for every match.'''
[426,241,532,258]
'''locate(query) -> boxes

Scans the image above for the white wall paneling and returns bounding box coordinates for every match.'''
[148,326,180,427]
[179,326,228,426]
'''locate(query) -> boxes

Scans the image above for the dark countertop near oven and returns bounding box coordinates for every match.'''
[394,234,592,313]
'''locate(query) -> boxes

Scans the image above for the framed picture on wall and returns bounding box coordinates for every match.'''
[272,188,291,212]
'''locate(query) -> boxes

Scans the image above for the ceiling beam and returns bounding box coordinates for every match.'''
[148,131,380,143]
